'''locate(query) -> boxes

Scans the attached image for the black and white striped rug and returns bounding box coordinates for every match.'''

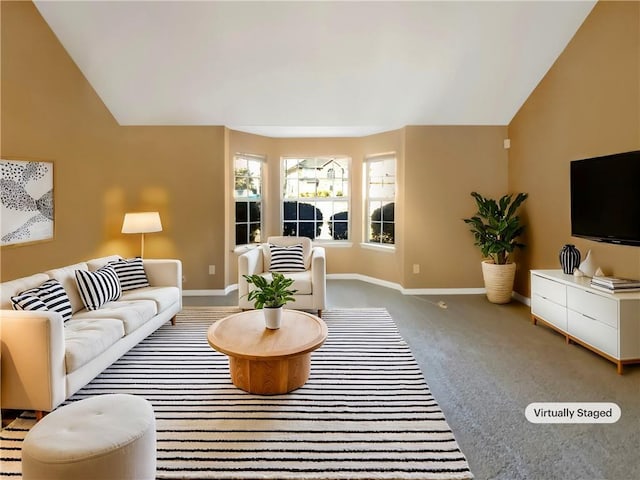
[1,307,473,479]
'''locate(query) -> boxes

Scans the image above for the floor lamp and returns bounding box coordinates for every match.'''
[121,212,163,258]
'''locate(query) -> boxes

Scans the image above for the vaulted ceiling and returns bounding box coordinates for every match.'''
[34,1,596,137]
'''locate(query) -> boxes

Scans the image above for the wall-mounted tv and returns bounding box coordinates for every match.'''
[570,150,640,246]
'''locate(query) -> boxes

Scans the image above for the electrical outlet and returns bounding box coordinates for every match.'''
[208,265,216,275]
[413,264,420,274]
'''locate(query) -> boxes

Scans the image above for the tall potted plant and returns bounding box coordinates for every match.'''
[463,191,528,303]
[243,272,297,329]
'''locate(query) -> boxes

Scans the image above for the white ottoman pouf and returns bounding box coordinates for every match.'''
[22,394,156,480]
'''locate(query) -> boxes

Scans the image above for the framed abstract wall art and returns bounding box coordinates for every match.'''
[1,159,54,246]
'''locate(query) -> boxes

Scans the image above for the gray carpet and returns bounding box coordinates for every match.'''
[328,281,640,480]
[0,307,473,480]
[186,281,640,480]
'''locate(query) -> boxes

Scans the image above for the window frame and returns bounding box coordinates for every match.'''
[364,153,397,247]
[281,156,351,242]
[233,153,265,247]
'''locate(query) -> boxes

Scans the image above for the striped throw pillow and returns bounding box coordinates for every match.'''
[269,243,306,272]
[11,279,73,322]
[75,265,122,311]
[108,257,150,291]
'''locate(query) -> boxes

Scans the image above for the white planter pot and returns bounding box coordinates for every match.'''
[481,260,516,304]
[263,307,283,329]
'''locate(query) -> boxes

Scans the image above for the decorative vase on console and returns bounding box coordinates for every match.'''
[559,244,581,274]
[577,249,597,277]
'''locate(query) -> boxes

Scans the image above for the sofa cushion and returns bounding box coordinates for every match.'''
[268,243,306,272]
[45,262,89,314]
[64,319,125,373]
[10,279,73,322]
[108,257,150,291]
[86,255,123,271]
[120,286,180,313]
[75,266,122,311]
[74,299,157,335]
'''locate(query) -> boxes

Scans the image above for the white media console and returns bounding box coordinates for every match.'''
[530,269,640,374]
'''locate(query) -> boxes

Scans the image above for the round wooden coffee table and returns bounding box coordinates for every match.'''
[207,310,328,395]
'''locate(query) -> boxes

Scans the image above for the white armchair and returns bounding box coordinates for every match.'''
[238,236,326,317]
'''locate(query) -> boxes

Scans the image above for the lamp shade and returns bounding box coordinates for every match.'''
[121,212,163,234]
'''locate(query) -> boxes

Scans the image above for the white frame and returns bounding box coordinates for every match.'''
[233,153,265,247]
[364,153,396,246]
[281,155,351,242]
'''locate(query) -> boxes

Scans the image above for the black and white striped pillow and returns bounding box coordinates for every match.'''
[75,265,122,311]
[11,279,73,322]
[269,243,306,272]
[108,257,150,291]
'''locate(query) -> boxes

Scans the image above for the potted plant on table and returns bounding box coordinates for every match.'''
[463,191,528,304]
[243,272,297,329]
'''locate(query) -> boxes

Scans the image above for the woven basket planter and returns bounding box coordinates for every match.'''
[481,260,516,304]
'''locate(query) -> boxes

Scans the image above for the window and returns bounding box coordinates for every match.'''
[234,154,264,246]
[282,156,350,240]
[365,154,396,245]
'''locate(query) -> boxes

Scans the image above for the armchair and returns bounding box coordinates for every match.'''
[238,236,326,317]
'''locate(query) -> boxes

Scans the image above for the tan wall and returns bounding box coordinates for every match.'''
[0,2,227,289]
[508,0,640,295]
[1,0,120,278]
[227,130,275,286]
[403,126,509,289]
[0,0,511,292]
[227,126,508,290]
[7,1,635,295]
[115,126,226,290]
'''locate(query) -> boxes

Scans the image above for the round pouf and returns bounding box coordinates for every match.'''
[22,394,156,480]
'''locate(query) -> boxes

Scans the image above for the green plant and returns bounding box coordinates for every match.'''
[463,191,528,265]
[243,272,297,308]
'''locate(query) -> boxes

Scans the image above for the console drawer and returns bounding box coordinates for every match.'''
[531,274,566,306]
[567,286,618,329]
[568,310,618,357]
[532,294,567,332]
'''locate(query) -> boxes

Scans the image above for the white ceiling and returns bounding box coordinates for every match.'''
[34,0,596,137]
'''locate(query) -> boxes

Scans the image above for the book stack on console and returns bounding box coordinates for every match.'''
[590,276,640,293]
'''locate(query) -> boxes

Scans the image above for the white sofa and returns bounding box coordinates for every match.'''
[0,256,182,415]
[238,236,326,316]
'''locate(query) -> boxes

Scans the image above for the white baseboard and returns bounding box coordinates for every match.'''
[512,291,531,306]
[183,284,238,297]
[327,273,487,296]
[185,276,530,303]
[327,273,404,292]
[403,287,487,295]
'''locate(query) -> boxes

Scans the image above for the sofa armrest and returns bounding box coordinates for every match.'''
[310,246,326,308]
[0,310,66,412]
[238,248,265,298]
[143,259,182,289]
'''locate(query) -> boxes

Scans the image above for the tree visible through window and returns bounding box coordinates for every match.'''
[282,157,350,240]
[366,155,396,245]
[234,154,264,246]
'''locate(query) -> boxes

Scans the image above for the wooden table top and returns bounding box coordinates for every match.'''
[207,310,328,361]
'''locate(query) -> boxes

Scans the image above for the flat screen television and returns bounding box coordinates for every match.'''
[570,150,640,246]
